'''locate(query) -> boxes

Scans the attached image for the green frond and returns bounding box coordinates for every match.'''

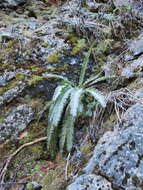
[47,122,59,158]
[70,88,83,117]
[47,87,73,157]
[65,114,75,152]
[59,106,74,152]
[83,72,102,86]
[52,84,70,101]
[85,88,106,108]
[87,76,115,87]
[78,41,96,86]
[44,73,74,86]
[49,87,73,126]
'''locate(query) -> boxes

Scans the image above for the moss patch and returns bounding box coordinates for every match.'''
[47,50,60,63]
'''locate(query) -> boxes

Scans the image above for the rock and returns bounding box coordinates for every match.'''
[0,82,26,106]
[121,55,143,77]
[0,104,33,141]
[66,174,113,190]
[0,71,16,87]
[0,0,27,9]
[129,35,143,56]
[84,104,143,189]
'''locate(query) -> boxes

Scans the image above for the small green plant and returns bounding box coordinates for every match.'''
[47,44,111,158]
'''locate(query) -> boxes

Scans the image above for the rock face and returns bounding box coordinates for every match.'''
[0,0,27,8]
[66,174,113,190]
[84,104,143,189]
[0,104,33,141]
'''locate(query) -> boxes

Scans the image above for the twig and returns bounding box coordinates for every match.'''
[0,137,47,183]
[65,153,71,181]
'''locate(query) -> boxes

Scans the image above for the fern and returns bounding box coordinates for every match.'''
[46,42,114,158]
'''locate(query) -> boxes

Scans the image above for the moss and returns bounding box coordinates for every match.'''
[26,183,35,190]
[71,39,86,55]
[67,36,79,44]
[47,51,60,63]
[0,87,6,95]
[42,42,49,48]
[25,33,33,38]
[0,116,5,123]
[16,72,25,81]
[26,49,33,55]
[28,75,45,86]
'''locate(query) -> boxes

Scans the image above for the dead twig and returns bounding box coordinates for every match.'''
[0,137,47,183]
[65,153,71,181]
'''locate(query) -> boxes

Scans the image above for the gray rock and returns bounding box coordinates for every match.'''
[0,82,26,106]
[66,174,112,190]
[84,104,143,189]
[0,104,33,141]
[129,35,143,56]
[121,55,143,77]
[0,0,27,8]
[0,71,16,87]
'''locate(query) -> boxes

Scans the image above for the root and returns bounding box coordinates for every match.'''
[0,137,47,183]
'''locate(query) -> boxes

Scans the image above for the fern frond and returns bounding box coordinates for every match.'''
[83,72,102,86]
[85,88,106,108]
[79,41,96,86]
[65,113,75,152]
[59,106,71,152]
[50,87,73,126]
[70,88,83,118]
[87,76,115,87]
[44,73,74,86]
[52,84,70,101]
[47,87,72,156]
[60,111,75,153]
[47,122,59,158]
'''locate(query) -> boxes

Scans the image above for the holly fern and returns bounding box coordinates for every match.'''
[46,44,110,158]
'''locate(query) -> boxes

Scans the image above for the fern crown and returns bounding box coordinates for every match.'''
[47,44,111,158]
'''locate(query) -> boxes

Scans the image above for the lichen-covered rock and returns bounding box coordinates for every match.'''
[0,104,33,141]
[84,104,143,189]
[129,34,143,56]
[0,0,27,9]
[122,55,143,77]
[0,82,26,106]
[113,0,143,18]
[66,174,113,190]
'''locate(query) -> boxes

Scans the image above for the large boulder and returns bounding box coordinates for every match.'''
[84,104,143,189]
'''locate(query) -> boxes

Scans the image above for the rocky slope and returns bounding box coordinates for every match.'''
[0,0,143,189]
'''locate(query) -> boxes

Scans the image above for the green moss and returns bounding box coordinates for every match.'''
[47,51,60,63]
[0,116,5,124]
[16,72,25,81]
[67,36,79,44]
[0,87,6,95]
[28,75,45,86]
[42,42,49,48]
[26,183,35,190]
[71,39,86,55]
